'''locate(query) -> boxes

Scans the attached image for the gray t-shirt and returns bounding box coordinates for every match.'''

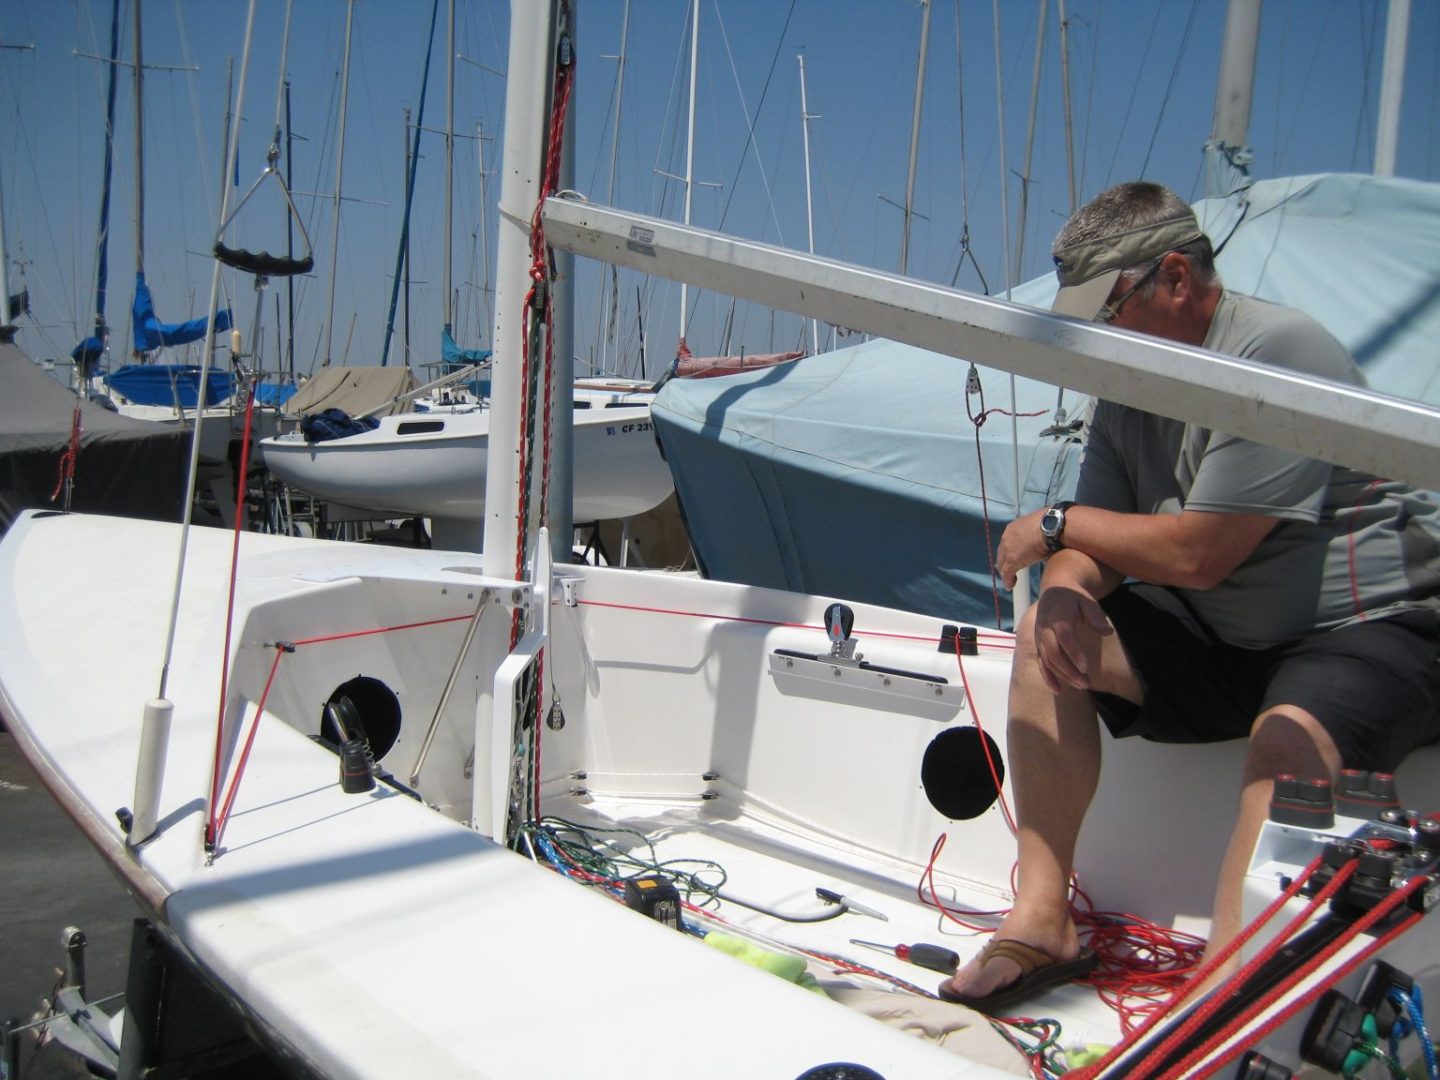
[1076,291,1440,648]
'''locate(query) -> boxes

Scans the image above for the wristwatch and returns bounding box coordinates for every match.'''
[1039,501,1075,554]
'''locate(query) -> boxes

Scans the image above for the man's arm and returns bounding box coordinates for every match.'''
[997,505,1278,592]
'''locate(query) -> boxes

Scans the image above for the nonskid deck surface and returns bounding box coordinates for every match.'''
[552,793,1120,1042]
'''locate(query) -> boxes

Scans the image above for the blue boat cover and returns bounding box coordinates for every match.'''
[653,173,1440,631]
[71,335,107,373]
[441,326,491,366]
[105,364,236,408]
[254,382,299,407]
[131,272,233,353]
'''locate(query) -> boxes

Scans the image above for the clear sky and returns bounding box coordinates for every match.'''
[2,0,1437,382]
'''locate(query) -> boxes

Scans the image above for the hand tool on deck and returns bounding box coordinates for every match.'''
[849,938,960,973]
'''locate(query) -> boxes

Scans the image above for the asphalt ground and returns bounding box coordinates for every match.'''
[0,724,141,1078]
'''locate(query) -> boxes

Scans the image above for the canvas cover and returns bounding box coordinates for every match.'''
[1009,172,1440,404]
[653,173,1440,631]
[0,343,189,531]
[282,366,418,419]
[653,338,1084,630]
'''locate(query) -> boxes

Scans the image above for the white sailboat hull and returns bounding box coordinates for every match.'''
[260,401,674,523]
[3,509,1435,1078]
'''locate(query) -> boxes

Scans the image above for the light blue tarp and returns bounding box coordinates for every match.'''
[1009,173,1440,404]
[654,339,1084,629]
[653,172,1440,630]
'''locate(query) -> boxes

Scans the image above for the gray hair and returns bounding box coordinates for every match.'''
[1057,181,1218,288]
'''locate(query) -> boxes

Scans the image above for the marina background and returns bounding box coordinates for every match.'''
[1,0,1437,384]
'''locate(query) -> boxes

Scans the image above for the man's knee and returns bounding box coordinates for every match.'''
[1246,707,1342,782]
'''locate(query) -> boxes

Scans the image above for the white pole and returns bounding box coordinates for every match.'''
[899,0,931,276]
[472,0,558,834]
[679,0,699,342]
[1375,0,1410,177]
[477,121,493,336]
[323,0,355,366]
[551,4,577,567]
[143,0,259,849]
[798,53,819,354]
[598,0,630,373]
[1057,0,1076,213]
[482,0,555,575]
[991,0,1030,622]
[1205,0,1260,197]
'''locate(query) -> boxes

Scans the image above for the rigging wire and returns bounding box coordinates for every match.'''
[948,0,990,294]
[1349,0,1383,173]
[1100,1,1162,188]
[1137,0,1201,180]
[670,0,797,341]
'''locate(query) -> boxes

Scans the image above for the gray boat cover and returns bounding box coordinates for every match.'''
[653,173,1440,630]
[0,343,190,531]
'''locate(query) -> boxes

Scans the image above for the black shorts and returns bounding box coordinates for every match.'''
[1092,583,1440,772]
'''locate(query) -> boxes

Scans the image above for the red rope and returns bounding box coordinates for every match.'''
[210,645,286,850]
[1155,875,1428,1080]
[1121,859,1357,1077]
[205,382,259,849]
[963,365,1050,630]
[291,614,473,646]
[1076,854,1328,1077]
[50,403,83,503]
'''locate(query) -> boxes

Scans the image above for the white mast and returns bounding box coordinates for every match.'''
[322,0,356,366]
[898,0,931,276]
[477,121,493,336]
[481,0,556,575]
[798,53,819,354]
[1375,0,1410,177]
[1204,0,1260,197]
[678,0,699,343]
[1056,0,1077,213]
[597,0,630,374]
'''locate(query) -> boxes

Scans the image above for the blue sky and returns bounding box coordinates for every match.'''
[2,0,1437,381]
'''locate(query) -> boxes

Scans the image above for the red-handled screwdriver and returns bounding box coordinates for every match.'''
[849,938,959,973]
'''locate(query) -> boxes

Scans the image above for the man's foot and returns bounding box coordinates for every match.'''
[937,938,1096,1015]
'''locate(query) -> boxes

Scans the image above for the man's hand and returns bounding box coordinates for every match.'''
[996,508,1049,589]
[1032,584,1114,693]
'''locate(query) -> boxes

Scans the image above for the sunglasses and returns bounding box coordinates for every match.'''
[1095,257,1165,324]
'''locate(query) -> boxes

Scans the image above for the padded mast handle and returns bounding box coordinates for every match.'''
[214,146,315,278]
[213,243,314,278]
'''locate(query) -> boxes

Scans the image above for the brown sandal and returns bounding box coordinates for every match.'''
[937,939,1097,1015]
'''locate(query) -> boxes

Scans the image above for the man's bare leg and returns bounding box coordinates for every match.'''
[941,607,1138,1000]
[1202,707,1341,983]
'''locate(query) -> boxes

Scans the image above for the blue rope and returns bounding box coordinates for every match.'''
[1387,984,1438,1080]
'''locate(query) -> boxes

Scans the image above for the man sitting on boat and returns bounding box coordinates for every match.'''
[939,180,1440,1013]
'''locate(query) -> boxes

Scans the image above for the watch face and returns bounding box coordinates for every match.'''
[1041,510,1060,536]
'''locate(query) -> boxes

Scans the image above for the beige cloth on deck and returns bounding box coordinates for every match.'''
[820,983,1032,1076]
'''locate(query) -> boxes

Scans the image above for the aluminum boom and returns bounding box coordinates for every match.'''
[540,196,1440,491]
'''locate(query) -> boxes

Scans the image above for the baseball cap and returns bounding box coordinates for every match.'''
[1050,215,1205,320]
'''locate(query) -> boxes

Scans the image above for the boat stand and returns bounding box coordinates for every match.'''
[2,920,289,1080]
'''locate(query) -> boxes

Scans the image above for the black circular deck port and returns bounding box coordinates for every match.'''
[320,676,401,762]
[795,1066,885,1080]
[921,725,1005,820]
